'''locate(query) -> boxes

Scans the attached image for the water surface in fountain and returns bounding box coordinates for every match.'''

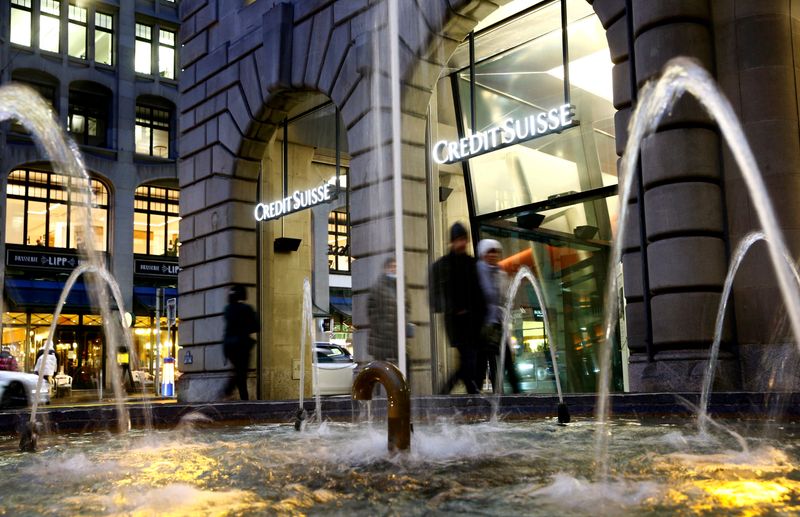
[0,419,797,515]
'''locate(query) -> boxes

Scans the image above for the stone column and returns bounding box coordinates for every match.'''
[714,0,800,391]
[593,0,736,391]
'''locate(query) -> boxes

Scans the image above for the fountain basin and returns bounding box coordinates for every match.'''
[0,413,798,515]
[1,392,798,435]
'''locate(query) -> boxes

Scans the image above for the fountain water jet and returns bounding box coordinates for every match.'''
[697,231,800,434]
[0,84,140,450]
[596,57,800,478]
[295,279,321,430]
[496,266,568,423]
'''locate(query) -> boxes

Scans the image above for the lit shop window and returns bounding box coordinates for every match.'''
[10,0,33,47]
[135,23,152,74]
[135,104,171,157]
[158,30,176,79]
[328,210,351,273]
[40,0,61,53]
[94,12,113,65]
[5,169,109,251]
[133,186,180,256]
[67,4,87,59]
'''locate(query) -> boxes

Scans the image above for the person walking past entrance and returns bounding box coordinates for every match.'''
[430,222,486,394]
[476,239,522,394]
[367,257,412,386]
[223,284,259,400]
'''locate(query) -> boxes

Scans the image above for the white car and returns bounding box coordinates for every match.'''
[313,343,357,396]
[0,371,51,408]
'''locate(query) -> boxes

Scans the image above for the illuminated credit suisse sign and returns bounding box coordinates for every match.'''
[432,104,576,164]
[254,183,335,222]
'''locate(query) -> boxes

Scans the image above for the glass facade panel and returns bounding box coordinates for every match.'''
[135,38,151,74]
[150,214,166,256]
[68,5,87,59]
[456,0,616,216]
[48,201,69,247]
[133,211,148,254]
[10,5,32,47]
[158,30,175,79]
[27,200,47,246]
[5,198,25,244]
[39,1,61,53]
[135,124,152,155]
[94,13,113,65]
[68,22,87,59]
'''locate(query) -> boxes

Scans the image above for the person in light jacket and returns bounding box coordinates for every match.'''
[34,345,57,381]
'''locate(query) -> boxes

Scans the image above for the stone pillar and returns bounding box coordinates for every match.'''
[714,0,800,391]
[593,0,737,391]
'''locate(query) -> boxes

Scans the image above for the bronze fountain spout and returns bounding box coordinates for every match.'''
[352,360,411,452]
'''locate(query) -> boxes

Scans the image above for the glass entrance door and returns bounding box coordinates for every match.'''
[480,198,624,393]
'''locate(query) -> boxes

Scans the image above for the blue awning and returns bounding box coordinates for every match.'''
[4,279,92,311]
[133,286,178,313]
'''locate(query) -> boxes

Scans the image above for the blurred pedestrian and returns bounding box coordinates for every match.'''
[34,345,57,382]
[223,284,259,400]
[430,222,486,394]
[476,239,521,394]
[367,257,411,366]
[0,347,19,371]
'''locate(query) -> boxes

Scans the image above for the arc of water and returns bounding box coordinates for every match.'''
[596,57,800,479]
[498,267,564,403]
[0,85,142,437]
[28,265,147,432]
[299,279,321,424]
[697,231,800,434]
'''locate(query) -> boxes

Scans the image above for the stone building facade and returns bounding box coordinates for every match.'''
[176,0,800,401]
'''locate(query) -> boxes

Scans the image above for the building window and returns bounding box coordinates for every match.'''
[39,0,61,53]
[135,23,152,75]
[94,12,113,65]
[68,83,111,148]
[10,0,33,47]
[135,103,171,157]
[4,169,109,252]
[133,186,180,256]
[158,29,176,79]
[328,210,350,273]
[67,4,87,59]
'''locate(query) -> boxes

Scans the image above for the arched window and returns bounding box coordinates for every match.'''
[133,185,180,256]
[5,169,109,252]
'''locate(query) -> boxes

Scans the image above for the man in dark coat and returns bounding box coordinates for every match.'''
[223,284,259,400]
[367,257,411,378]
[430,222,487,394]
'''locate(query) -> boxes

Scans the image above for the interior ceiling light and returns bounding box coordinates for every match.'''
[547,50,613,102]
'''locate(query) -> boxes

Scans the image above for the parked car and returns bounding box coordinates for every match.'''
[0,371,51,408]
[313,343,357,396]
